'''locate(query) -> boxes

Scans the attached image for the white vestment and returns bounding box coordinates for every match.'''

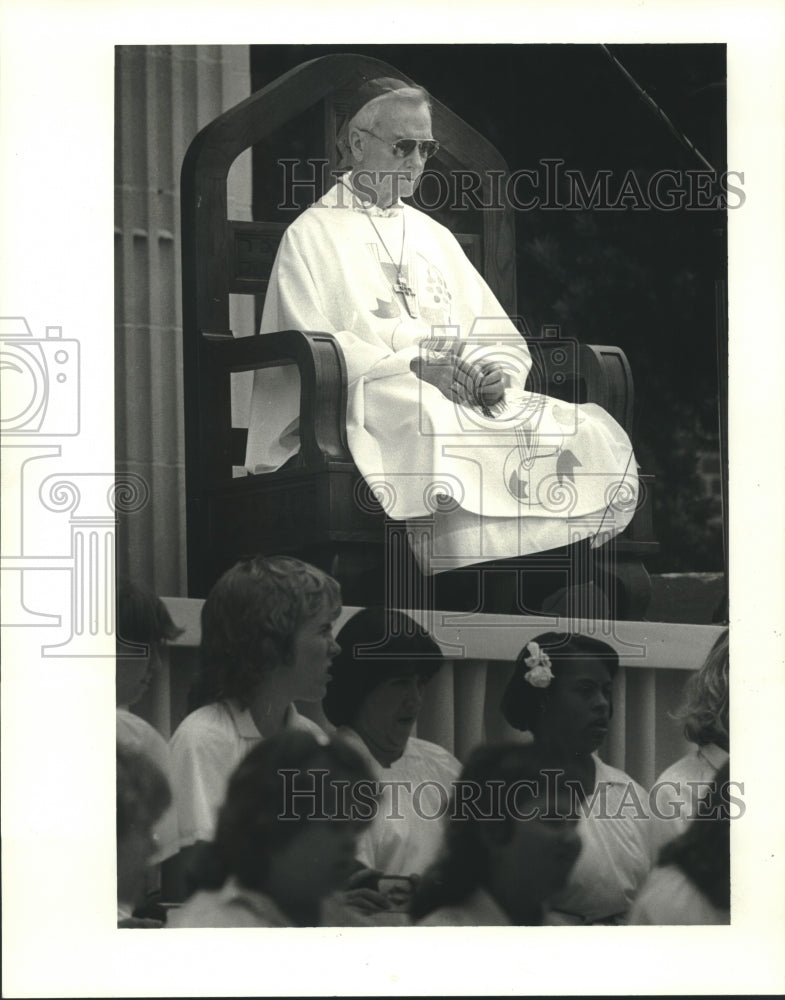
[246,179,638,572]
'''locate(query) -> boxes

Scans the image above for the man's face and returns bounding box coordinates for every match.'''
[351,99,433,206]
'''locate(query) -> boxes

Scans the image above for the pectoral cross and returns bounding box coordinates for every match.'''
[394,276,419,318]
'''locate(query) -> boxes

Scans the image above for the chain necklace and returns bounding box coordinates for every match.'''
[343,178,418,318]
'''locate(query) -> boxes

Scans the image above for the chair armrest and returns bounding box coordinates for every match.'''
[523,338,634,434]
[579,344,634,434]
[189,329,352,486]
[227,329,351,465]
[188,327,634,486]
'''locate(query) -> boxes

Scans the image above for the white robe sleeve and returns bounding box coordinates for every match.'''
[263,229,423,386]
[246,228,423,473]
[421,221,533,393]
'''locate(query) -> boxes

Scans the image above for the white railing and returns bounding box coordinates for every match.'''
[145,599,724,790]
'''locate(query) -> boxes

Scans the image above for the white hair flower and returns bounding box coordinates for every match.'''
[523,641,554,688]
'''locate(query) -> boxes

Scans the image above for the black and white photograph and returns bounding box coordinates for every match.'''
[2,3,784,997]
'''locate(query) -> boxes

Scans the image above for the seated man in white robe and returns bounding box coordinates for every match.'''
[246,77,638,614]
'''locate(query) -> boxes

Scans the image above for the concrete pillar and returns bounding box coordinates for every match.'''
[114,45,252,596]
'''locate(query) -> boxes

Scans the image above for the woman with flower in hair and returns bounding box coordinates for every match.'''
[649,628,729,856]
[501,632,652,924]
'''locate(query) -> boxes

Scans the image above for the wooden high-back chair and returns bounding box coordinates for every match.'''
[181,53,657,613]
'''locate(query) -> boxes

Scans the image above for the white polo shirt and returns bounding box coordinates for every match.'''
[335,726,461,878]
[545,755,653,925]
[169,699,326,849]
[649,742,729,858]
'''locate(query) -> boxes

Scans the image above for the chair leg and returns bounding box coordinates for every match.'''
[312,538,650,621]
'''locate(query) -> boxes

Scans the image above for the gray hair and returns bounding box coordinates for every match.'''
[347,86,431,140]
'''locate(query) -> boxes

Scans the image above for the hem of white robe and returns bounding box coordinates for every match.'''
[405,502,635,575]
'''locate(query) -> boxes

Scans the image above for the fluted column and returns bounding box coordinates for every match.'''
[115,45,252,595]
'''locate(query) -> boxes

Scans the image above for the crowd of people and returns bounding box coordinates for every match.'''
[116,557,731,929]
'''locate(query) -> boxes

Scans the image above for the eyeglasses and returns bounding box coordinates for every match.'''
[357,128,440,160]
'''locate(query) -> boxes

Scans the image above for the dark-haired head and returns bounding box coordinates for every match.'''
[116,577,184,649]
[195,556,341,709]
[116,578,184,708]
[201,731,373,922]
[323,608,442,766]
[116,743,172,841]
[116,743,172,907]
[324,607,442,724]
[501,632,619,757]
[411,742,581,924]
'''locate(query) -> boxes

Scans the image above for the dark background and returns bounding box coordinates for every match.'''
[250,44,727,574]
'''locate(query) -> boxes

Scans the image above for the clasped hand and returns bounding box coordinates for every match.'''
[410,350,506,415]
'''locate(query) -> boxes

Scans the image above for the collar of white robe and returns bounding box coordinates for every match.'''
[344,180,418,320]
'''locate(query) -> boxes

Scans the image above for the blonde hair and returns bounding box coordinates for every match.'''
[673,629,729,748]
[197,556,341,708]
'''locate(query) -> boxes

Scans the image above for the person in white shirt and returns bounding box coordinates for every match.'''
[323,607,461,911]
[115,578,183,885]
[245,77,638,613]
[649,628,729,857]
[116,743,172,927]
[501,631,653,924]
[629,760,730,925]
[170,731,374,927]
[412,742,582,926]
[167,556,340,898]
